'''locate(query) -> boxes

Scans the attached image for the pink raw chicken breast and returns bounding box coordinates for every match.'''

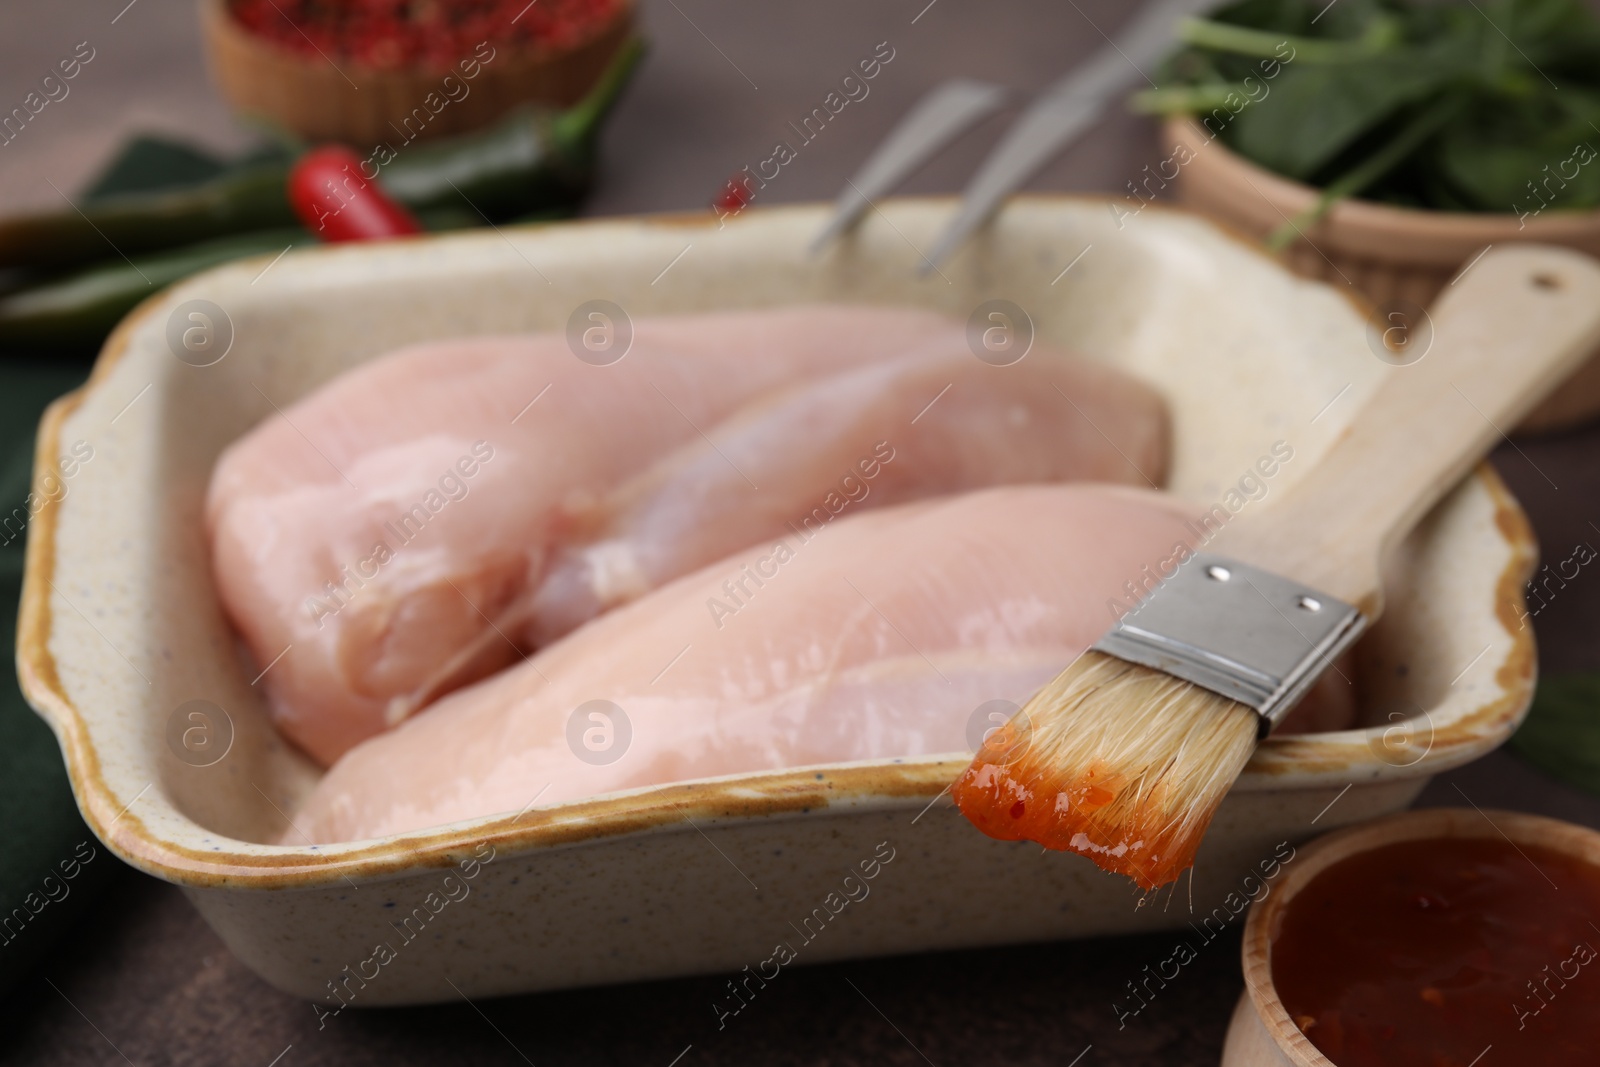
[208,306,959,766]
[209,306,1169,767]
[526,339,1169,642]
[293,485,1205,845]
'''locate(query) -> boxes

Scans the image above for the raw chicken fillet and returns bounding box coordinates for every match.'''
[528,339,1168,642]
[294,485,1199,844]
[210,306,954,764]
[208,306,1169,766]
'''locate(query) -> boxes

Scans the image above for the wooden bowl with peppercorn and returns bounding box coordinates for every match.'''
[200,0,634,146]
[1135,0,1600,434]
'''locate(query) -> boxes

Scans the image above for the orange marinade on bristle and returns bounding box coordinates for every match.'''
[946,648,1268,892]
[949,568,1363,883]
[951,739,1216,891]
[951,650,1349,888]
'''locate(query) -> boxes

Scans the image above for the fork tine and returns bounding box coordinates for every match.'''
[808,78,1006,256]
[920,0,1219,273]
[919,90,1113,274]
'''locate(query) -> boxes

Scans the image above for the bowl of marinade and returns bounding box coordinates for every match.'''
[1224,806,1600,1066]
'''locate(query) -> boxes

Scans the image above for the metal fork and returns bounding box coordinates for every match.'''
[812,0,1219,271]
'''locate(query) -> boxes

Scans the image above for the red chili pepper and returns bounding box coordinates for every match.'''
[287,145,424,242]
[711,170,755,216]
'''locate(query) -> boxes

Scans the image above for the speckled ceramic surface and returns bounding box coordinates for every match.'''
[18,197,1536,1006]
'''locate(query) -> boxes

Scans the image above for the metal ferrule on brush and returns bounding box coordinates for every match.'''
[1092,553,1366,736]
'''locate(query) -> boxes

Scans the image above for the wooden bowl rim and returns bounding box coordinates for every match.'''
[1238,807,1600,1066]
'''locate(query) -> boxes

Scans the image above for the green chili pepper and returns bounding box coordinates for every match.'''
[0,229,312,353]
[379,35,645,220]
[0,200,558,356]
[0,36,644,271]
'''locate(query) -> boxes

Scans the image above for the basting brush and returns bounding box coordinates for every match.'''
[953,245,1600,890]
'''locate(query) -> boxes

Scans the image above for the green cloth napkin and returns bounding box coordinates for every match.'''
[0,361,109,996]
[0,134,232,992]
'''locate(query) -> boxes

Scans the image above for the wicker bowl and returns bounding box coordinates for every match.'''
[1164,116,1600,434]
[199,0,634,146]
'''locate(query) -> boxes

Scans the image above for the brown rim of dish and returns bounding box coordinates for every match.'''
[14,195,1540,889]
[1238,808,1600,1067]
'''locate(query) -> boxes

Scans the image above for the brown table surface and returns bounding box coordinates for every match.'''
[5,2,1600,1064]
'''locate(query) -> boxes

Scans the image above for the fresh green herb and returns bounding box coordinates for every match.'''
[1133,0,1600,238]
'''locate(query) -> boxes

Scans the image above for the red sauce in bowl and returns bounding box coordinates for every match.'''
[1271,836,1600,1066]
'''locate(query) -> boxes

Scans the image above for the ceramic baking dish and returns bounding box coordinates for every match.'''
[18,197,1536,1006]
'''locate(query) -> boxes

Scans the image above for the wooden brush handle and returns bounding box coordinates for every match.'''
[1218,244,1600,610]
